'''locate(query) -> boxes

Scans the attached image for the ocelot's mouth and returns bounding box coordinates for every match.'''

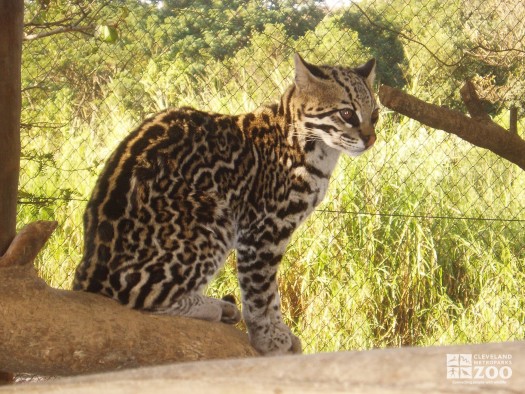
[336,134,375,157]
[346,141,376,157]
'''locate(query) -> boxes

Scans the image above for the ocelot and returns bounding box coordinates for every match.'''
[73,54,379,355]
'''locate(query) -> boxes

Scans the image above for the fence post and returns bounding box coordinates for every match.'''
[0,0,23,385]
[0,0,23,256]
[509,106,518,134]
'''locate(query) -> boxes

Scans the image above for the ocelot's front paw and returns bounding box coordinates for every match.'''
[249,322,302,356]
[220,295,242,324]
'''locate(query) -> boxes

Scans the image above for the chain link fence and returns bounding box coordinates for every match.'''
[18,0,525,358]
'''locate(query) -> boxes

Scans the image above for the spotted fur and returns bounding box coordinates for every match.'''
[73,54,379,355]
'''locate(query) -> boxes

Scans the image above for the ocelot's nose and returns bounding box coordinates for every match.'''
[362,133,376,148]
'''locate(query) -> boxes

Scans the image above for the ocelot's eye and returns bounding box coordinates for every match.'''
[371,108,380,125]
[340,109,360,127]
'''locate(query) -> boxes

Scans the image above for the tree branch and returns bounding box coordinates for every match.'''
[23,25,96,41]
[0,222,258,376]
[23,1,114,41]
[378,84,525,171]
[459,80,492,122]
[0,221,57,267]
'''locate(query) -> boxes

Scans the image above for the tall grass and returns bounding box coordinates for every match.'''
[276,116,525,352]
[18,81,525,353]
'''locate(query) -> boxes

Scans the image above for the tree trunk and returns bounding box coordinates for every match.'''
[0,222,258,377]
[0,0,23,384]
[378,83,525,172]
[0,0,23,255]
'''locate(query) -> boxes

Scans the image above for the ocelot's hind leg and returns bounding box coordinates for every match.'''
[152,294,241,324]
[123,187,239,324]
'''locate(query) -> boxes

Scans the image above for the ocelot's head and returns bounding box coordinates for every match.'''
[292,54,379,157]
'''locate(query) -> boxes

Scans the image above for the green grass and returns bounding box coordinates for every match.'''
[17,103,525,354]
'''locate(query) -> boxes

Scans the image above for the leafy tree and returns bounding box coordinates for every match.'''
[146,0,325,61]
[336,2,407,89]
[459,0,525,113]
[295,13,372,67]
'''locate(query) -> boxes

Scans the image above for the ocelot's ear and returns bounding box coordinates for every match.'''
[355,58,376,86]
[294,53,328,91]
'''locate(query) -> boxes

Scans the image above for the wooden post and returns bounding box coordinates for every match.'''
[0,0,23,256]
[0,0,24,384]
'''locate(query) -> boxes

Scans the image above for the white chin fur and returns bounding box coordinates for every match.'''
[345,145,372,157]
[320,135,367,157]
[345,150,365,157]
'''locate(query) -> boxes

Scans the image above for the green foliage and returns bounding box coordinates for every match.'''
[295,13,372,66]
[337,3,407,88]
[458,0,525,111]
[96,25,119,43]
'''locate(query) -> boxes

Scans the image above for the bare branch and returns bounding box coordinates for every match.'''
[459,80,492,122]
[0,221,57,267]
[23,25,96,41]
[20,121,67,129]
[25,15,84,29]
[23,1,113,41]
